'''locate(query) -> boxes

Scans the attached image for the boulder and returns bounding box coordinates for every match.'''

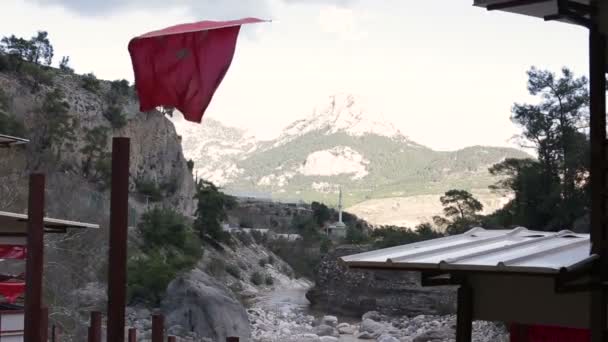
[322,315,339,327]
[337,323,356,335]
[413,328,455,342]
[162,269,251,342]
[377,334,400,342]
[315,324,339,337]
[360,318,385,335]
[356,331,376,339]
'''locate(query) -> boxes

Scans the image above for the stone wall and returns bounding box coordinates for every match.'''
[306,245,456,317]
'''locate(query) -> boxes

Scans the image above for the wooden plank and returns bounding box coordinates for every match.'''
[151,314,164,342]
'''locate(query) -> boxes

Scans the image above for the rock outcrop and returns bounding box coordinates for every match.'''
[306,246,456,317]
[163,269,252,341]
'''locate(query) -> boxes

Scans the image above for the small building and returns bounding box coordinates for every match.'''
[342,227,597,342]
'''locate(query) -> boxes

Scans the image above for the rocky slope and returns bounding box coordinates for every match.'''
[306,246,456,318]
[174,94,529,227]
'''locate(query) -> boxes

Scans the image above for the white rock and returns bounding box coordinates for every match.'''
[322,315,339,327]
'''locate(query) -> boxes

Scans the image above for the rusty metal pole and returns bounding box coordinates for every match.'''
[51,325,60,342]
[127,328,137,342]
[151,314,164,342]
[41,307,48,342]
[24,174,45,342]
[167,336,177,342]
[88,311,102,342]
[226,338,240,342]
[51,324,61,342]
[107,137,130,342]
[455,281,473,342]
[589,12,607,342]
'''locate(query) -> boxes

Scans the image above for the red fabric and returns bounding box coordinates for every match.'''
[128,18,266,123]
[0,245,26,259]
[510,324,590,342]
[0,282,25,303]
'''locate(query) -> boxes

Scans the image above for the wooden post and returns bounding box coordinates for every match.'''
[168,336,177,342]
[41,307,48,342]
[88,311,102,342]
[24,174,45,342]
[455,282,473,342]
[107,137,130,342]
[152,314,164,342]
[226,338,240,342]
[128,328,136,342]
[51,325,60,342]
[589,17,607,342]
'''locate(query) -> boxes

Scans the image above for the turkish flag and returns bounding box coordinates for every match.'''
[0,281,25,303]
[128,18,266,123]
[0,245,26,259]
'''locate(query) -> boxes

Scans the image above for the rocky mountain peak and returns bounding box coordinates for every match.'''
[276,94,413,146]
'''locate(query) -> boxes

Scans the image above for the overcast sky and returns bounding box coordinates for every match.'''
[1,0,589,150]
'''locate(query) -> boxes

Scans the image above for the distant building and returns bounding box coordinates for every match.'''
[327,187,347,239]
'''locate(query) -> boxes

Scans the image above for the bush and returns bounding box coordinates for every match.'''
[21,63,54,91]
[127,252,177,305]
[82,73,100,93]
[135,178,163,202]
[187,159,194,171]
[265,275,274,286]
[110,79,130,96]
[226,264,241,279]
[250,271,264,286]
[103,104,127,129]
[250,230,267,245]
[267,255,275,265]
[258,258,267,267]
[235,231,253,246]
[206,257,226,277]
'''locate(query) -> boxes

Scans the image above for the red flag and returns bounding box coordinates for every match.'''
[128,18,267,123]
[0,245,26,259]
[0,281,25,303]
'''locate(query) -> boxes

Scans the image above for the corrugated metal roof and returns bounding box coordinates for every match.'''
[0,134,28,147]
[341,227,594,275]
[0,211,99,234]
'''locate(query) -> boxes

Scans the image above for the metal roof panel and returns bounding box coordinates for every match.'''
[342,228,592,275]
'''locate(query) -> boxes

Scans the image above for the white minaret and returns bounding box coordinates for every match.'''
[338,186,343,224]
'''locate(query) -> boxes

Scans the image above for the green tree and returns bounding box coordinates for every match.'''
[59,56,73,73]
[488,67,590,230]
[311,201,331,226]
[80,126,108,177]
[434,190,483,235]
[193,180,236,241]
[35,88,76,159]
[28,31,54,65]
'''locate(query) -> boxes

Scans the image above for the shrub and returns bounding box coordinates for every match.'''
[250,271,264,286]
[258,258,267,267]
[21,63,54,91]
[250,230,267,245]
[103,104,127,129]
[187,159,194,171]
[267,255,275,265]
[110,79,130,96]
[235,231,253,246]
[226,264,241,279]
[127,252,177,305]
[135,178,163,202]
[265,275,274,286]
[206,257,226,277]
[0,112,25,137]
[82,73,100,93]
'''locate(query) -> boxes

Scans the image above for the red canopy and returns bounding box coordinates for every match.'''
[128,18,267,123]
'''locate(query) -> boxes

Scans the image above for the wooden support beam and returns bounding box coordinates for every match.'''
[226,338,240,342]
[168,336,177,342]
[24,174,45,342]
[589,12,607,342]
[456,282,473,342]
[41,307,48,342]
[152,314,164,342]
[51,325,60,342]
[107,137,130,342]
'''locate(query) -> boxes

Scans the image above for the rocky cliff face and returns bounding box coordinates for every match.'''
[306,246,456,318]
